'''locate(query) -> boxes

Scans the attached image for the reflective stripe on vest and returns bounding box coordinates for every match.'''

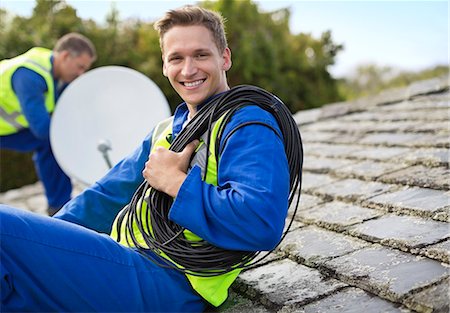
[0,47,55,135]
[0,107,22,130]
[110,113,241,307]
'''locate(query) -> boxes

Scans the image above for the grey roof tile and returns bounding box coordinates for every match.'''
[348,214,450,251]
[298,200,383,232]
[423,239,450,264]
[378,165,450,190]
[348,146,411,161]
[359,133,431,146]
[283,219,305,233]
[402,148,450,166]
[365,186,450,216]
[278,226,368,266]
[407,76,449,98]
[324,133,367,145]
[287,287,411,313]
[287,193,325,218]
[335,160,408,180]
[301,172,339,191]
[302,156,354,174]
[323,245,449,303]
[403,277,450,313]
[301,130,339,142]
[303,142,364,158]
[236,258,346,309]
[311,178,394,202]
[293,107,322,126]
[0,182,44,202]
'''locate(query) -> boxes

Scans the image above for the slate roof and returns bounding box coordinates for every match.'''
[0,76,449,313]
[217,75,450,313]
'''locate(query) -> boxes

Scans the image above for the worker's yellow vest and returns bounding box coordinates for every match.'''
[0,47,55,135]
[110,114,242,307]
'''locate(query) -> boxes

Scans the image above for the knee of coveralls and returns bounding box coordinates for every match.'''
[0,205,207,312]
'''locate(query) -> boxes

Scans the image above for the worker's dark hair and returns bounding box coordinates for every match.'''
[54,32,97,61]
[154,5,228,54]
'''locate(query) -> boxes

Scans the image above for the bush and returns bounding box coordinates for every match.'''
[0,149,38,192]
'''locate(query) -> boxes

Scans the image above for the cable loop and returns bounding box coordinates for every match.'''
[115,85,303,276]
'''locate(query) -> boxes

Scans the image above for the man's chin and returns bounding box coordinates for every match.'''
[183,95,206,106]
[63,76,78,83]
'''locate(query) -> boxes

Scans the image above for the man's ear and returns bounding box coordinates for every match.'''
[54,50,69,64]
[222,47,232,71]
[60,50,71,61]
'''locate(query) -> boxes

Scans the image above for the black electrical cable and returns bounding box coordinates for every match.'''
[115,85,303,276]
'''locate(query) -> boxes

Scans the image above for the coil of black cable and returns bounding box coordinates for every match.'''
[115,85,303,276]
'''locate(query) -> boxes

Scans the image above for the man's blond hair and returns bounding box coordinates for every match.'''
[154,5,228,55]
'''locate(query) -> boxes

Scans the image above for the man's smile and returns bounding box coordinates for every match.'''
[182,79,205,88]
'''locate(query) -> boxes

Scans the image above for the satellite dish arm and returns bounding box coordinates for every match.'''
[55,130,154,233]
[97,139,113,169]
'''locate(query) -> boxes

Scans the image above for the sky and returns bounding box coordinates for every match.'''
[1,0,448,78]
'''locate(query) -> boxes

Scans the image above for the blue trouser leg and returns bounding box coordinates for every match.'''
[32,136,72,208]
[0,205,205,312]
[0,130,72,208]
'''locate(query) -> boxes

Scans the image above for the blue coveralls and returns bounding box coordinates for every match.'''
[0,97,290,312]
[0,65,72,208]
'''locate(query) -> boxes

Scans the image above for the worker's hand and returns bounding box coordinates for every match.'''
[143,140,200,197]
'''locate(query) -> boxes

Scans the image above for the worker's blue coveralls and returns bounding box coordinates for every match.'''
[0,95,290,312]
[0,66,72,209]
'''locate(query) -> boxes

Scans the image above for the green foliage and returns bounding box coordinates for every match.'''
[0,150,38,192]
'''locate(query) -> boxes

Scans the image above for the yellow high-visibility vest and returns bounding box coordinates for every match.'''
[0,47,55,135]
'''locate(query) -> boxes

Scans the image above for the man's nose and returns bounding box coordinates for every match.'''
[181,58,197,77]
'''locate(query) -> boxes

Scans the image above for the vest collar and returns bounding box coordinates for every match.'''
[172,90,230,140]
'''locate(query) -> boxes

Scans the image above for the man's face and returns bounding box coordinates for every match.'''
[58,51,93,83]
[162,25,231,110]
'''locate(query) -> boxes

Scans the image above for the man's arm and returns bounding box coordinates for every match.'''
[12,68,51,140]
[168,106,290,252]
[54,132,153,234]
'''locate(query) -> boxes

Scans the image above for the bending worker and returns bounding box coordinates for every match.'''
[0,33,96,215]
[0,6,300,312]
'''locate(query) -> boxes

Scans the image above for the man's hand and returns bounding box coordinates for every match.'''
[143,140,200,197]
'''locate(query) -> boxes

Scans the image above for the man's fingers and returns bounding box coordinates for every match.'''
[181,140,200,157]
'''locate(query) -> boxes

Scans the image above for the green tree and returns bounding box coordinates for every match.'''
[202,0,343,111]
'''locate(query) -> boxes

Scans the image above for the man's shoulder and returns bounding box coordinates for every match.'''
[12,67,47,90]
[230,104,278,125]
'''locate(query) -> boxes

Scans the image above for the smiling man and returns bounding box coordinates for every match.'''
[0,6,293,312]
[0,33,96,215]
[161,23,231,116]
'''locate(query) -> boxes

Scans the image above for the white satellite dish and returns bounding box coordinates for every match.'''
[50,66,170,185]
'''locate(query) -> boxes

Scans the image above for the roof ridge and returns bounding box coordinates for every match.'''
[294,74,450,126]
